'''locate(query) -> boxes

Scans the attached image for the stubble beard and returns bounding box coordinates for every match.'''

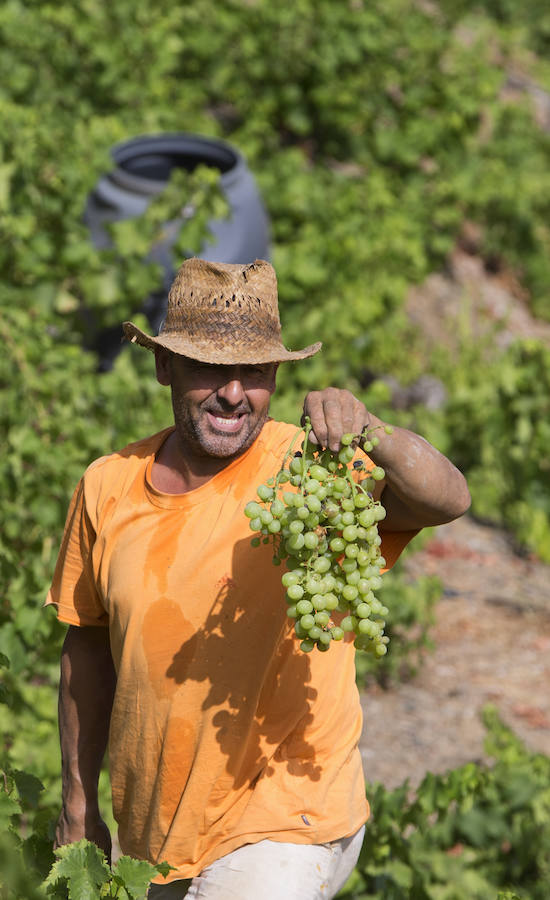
[171,395,270,461]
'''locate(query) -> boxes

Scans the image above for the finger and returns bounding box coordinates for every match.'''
[303,391,328,447]
[322,397,345,451]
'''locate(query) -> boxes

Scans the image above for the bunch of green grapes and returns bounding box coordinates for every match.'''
[244,418,394,655]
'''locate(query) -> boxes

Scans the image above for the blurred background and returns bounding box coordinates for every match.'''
[1,1,549,896]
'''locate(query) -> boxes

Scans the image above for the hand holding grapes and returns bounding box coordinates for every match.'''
[303,387,470,533]
[302,387,379,453]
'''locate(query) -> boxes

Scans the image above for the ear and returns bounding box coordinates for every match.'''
[269,363,279,395]
[155,347,172,386]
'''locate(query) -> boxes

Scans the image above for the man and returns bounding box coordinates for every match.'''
[47,258,470,899]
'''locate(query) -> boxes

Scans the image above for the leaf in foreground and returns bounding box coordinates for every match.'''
[111,855,166,899]
[44,839,110,900]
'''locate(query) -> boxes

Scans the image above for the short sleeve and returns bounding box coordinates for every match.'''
[379,529,419,571]
[355,449,419,570]
[44,477,108,627]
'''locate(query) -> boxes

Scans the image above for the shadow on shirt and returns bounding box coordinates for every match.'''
[162,534,322,788]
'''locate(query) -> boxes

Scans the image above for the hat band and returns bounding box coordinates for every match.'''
[161,308,282,346]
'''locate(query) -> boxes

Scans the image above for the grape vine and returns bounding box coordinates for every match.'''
[245,419,394,656]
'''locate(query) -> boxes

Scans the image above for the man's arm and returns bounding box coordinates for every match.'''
[303,387,471,531]
[54,624,117,860]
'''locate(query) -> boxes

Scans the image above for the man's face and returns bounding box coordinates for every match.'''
[156,351,278,460]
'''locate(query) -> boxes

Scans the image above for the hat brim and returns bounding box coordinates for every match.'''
[122,321,322,364]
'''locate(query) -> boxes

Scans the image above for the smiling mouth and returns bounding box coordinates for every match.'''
[206,411,246,433]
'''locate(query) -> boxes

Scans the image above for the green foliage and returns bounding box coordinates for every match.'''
[44,840,172,900]
[418,338,550,561]
[338,707,550,899]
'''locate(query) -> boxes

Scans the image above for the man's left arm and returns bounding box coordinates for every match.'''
[303,387,471,532]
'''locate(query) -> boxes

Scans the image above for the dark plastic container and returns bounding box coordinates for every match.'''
[84,133,271,369]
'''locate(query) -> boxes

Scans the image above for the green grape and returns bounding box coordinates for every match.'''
[344,543,359,558]
[245,420,391,657]
[282,571,300,587]
[324,593,339,611]
[342,584,358,602]
[271,499,285,517]
[305,495,322,513]
[257,484,274,501]
[342,525,358,542]
[304,478,320,494]
[311,593,326,610]
[244,501,263,518]
[358,618,375,636]
[338,446,354,464]
[287,584,304,601]
[345,570,361,586]
[355,602,371,619]
[304,513,319,529]
[296,599,314,615]
[309,464,328,481]
[289,519,305,534]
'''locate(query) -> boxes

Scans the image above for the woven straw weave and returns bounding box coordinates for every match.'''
[123,258,321,364]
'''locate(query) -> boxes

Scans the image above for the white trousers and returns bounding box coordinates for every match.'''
[148,827,365,900]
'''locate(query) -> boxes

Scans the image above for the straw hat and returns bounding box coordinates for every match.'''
[123,257,322,364]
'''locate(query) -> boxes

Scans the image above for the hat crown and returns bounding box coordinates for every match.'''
[163,258,281,334]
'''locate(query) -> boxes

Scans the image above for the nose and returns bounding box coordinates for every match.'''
[217,377,246,407]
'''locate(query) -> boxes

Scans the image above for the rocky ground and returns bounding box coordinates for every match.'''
[359,514,550,790]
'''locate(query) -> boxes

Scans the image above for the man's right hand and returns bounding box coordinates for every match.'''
[54,806,112,862]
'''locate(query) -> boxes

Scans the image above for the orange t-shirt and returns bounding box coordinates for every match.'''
[46,420,416,882]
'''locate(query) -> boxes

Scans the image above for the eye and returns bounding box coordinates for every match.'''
[243,365,272,382]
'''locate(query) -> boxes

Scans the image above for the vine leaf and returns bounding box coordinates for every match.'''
[44,839,110,899]
[111,855,167,899]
